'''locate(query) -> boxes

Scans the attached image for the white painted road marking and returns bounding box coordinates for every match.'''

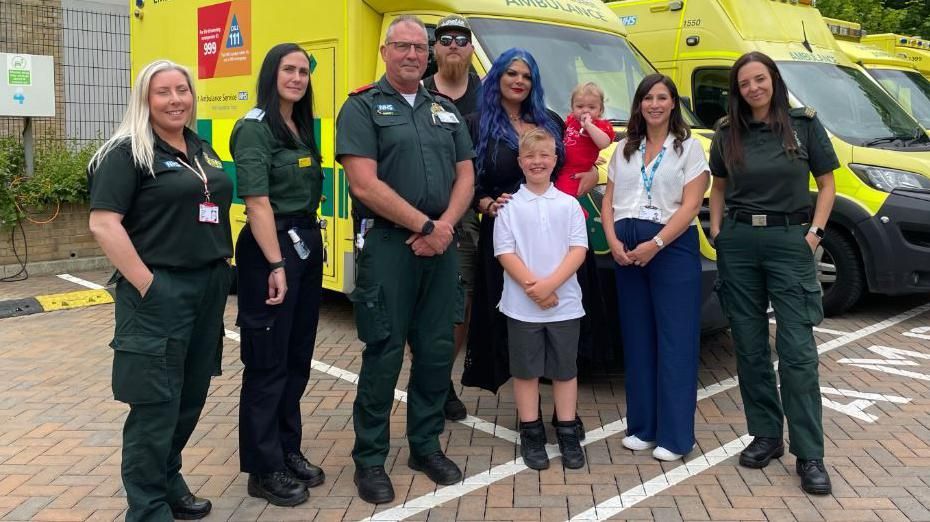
[57,273,104,290]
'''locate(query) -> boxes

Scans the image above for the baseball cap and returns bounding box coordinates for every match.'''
[434,15,471,39]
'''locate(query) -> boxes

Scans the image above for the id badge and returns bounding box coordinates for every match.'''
[199,202,220,224]
[638,205,661,223]
[436,111,460,124]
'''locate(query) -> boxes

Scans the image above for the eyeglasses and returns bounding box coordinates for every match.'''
[437,35,470,47]
[386,41,429,55]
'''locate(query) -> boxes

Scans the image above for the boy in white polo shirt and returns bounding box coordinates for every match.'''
[493,128,588,470]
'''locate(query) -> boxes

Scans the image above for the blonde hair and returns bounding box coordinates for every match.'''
[570,82,605,113]
[518,127,556,155]
[89,60,197,176]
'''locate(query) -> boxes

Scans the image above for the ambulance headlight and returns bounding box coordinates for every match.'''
[849,164,930,192]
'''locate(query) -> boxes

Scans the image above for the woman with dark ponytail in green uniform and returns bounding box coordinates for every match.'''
[88,60,233,521]
[708,51,837,496]
[231,43,325,508]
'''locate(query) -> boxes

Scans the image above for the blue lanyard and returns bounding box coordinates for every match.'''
[639,140,666,205]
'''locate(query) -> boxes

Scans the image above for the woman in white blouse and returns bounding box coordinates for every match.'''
[602,74,709,462]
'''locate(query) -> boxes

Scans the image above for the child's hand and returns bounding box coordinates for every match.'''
[525,277,557,303]
[537,292,559,310]
[580,113,593,128]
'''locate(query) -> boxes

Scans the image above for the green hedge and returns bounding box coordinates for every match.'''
[0,137,97,229]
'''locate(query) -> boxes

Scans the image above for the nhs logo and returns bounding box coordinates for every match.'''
[619,16,638,26]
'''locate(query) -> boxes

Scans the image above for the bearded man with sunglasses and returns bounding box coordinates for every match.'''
[423,15,482,423]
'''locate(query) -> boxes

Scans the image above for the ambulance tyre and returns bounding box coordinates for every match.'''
[817,228,863,317]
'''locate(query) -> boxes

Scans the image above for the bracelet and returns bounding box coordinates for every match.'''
[268,259,285,270]
[483,199,494,213]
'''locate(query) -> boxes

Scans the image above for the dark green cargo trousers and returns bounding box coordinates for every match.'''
[111,261,230,521]
[714,219,825,459]
[349,227,462,468]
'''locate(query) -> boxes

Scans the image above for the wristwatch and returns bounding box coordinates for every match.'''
[653,235,665,249]
[421,219,435,236]
[268,258,286,270]
[808,225,825,240]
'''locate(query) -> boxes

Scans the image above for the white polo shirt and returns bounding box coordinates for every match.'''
[493,184,588,323]
[607,135,708,224]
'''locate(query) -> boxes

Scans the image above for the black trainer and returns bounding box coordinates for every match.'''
[247,471,308,507]
[354,465,395,504]
[519,419,550,470]
[285,452,325,488]
[408,451,463,485]
[551,412,586,441]
[170,493,211,520]
[444,383,467,421]
[555,421,586,469]
[738,437,784,469]
[797,459,832,495]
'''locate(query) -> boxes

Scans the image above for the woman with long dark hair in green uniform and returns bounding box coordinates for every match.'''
[88,60,233,521]
[231,43,325,508]
[709,51,837,495]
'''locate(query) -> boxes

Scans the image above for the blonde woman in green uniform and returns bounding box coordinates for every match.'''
[231,43,325,507]
[88,60,233,521]
[709,51,837,495]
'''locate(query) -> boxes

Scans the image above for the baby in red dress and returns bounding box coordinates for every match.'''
[555,82,615,209]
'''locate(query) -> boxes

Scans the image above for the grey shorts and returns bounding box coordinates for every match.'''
[507,317,580,381]
[455,210,479,294]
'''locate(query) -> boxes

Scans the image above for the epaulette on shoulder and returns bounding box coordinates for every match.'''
[714,116,730,130]
[349,83,377,96]
[790,107,816,119]
[244,108,265,121]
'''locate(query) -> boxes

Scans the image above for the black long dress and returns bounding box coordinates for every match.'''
[462,109,614,393]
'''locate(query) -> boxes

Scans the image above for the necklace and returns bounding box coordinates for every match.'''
[508,113,521,122]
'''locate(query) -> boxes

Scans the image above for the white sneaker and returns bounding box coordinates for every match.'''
[622,435,656,451]
[652,446,684,461]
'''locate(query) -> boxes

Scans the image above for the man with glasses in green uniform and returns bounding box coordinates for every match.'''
[335,15,475,505]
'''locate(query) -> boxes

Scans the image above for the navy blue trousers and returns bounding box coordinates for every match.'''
[613,218,701,455]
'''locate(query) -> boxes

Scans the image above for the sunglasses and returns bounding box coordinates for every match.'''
[437,35,471,47]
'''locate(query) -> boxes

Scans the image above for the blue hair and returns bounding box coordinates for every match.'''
[475,48,563,178]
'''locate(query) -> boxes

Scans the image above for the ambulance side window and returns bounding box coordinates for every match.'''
[693,68,730,128]
[425,25,438,79]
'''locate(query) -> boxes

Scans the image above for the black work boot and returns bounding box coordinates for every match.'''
[284,452,325,488]
[555,421,586,469]
[738,437,785,469]
[551,411,586,441]
[408,451,463,485]
[444,383,467,421]
[170,493,211,520]
[354,465,395,504]
[247,471,309,507]
[797,459,832,495]
[519,419,549,470]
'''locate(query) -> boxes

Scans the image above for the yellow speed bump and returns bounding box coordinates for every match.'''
[35,289,114,311]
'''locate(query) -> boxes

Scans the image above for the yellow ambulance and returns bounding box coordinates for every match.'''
[608,0,930,316]
[825,18,930,131]
[862,33,930,81]
[130,0,726,330]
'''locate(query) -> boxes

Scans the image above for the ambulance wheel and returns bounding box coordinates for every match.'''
[817,228,863,317]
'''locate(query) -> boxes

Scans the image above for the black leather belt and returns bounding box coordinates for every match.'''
[366,216,441,230]
[274,214,318,231]
[729,210,809,227]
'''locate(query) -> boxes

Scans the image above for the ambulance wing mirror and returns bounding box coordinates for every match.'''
[680,96,693,112]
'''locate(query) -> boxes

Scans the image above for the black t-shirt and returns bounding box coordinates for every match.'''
[709,109,839,215]
[468,109,565,201]
[89,128,234,269]
[423,72,481,117]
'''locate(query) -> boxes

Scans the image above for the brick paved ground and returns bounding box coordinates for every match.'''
[0,272,928,521]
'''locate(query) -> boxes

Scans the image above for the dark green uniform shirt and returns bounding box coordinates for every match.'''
[334,75,475,219]
[89,128,233,269]
[709,108,839,215]
[230,109,323,216]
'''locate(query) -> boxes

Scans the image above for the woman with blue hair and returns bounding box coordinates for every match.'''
[463,48,564,394]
